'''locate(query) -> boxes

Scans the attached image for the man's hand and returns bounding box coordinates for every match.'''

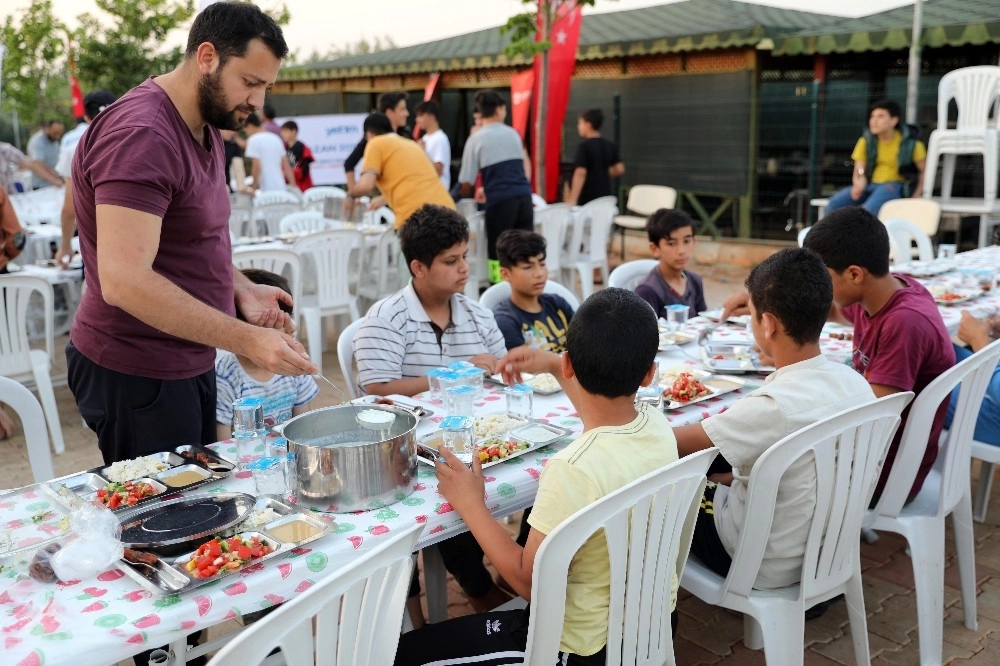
[234,283,296,335]
[55,241,74,267]
[850,180,866,201]
[474,187,487,204]
[720,290,750,322]
[434,446,487,516]
[958,311,992,351]
[497,347,560,386]
[467,353,499,376]
[366,196,387,211]
[244,328,317,376]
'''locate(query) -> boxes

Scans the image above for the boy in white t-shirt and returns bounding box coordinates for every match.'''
[674,248,875,589]
[215,269,318,438]
[242,113,293,193]
[414,100,451,190]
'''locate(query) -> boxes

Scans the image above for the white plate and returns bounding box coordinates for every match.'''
[894,260,956,278]
[701,343,773,374]
[660,374,746,410]
[486,372,562,395]
[932,288,981,305]
[698,308,750,326]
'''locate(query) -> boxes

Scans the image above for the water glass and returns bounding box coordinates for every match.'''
[233,397,265,436]
[665,304,689,332]
[457,366,486,398]
[439,415,475,465]
[426,367,450,400]
[444,385,477,417]
[248,456,286,496]
[937,244,957,259]
[504,384,534,419]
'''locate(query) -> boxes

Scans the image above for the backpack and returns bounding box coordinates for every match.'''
[863,123,921,197]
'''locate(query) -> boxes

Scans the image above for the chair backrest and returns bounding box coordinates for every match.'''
[293,230,364,311]
[569,195,618,266]
[797,226,810,247]
[254,190,302,207]
[531,193,548,209]
[231,249,304,332]
[626,185,678,216]
[524,448,716,666]
[872,338,1000,520]
[362,206,395,229]
[884,217,935,263]
[465,211,488,297]
[479,280,581,312]
[301,186,347,213]
[533,203,571,274]
[719,393,912,602]
[0,376,55,482]
[359,228,401,303]
[0,276,53,377]
[207,523,422,666]
[337,318,366,399]
[279,211,333,235]
[608,259,659,291]
[937,65,1000,133]
[877,198,942,236]
[254,202,302,237]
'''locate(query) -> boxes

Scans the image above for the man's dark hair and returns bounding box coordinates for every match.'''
[566,288,657,398]
[262,103,277,120]
[398,205,469,275]
[474,90,506,118]
[870,98,902,121]
[497,229,546,268]
[745,248,831,347]
[281,120,298,132]
[44,119,63,129]
[580,108,604,130]
[377,92,407,114]
[185,1,288,65]
[244,113,262,127]
[363,113,393,136]
[83,90,116,120]
[803,207,891,277]
[647,208,695,245]
[415,100,439,120]
[236,269,292,320]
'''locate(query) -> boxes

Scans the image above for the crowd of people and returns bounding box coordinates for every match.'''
[1,1,998,664]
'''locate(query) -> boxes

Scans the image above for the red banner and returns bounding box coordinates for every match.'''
[70,76,85,119]
[531,0,582,202]
[510,69,534,141]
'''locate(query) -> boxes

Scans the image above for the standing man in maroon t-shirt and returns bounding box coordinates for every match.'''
[67,1,316,466]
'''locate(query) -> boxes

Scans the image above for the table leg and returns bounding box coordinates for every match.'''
[422,544,449,624]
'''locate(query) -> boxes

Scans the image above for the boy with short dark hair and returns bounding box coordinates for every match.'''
[394,288,678,666]
[635,208,707,318]
[493,229,574,352]
[803,207,954,501]
[676,248,875,587]
[279,120,314,192]
[414,100,451,191]
[564,107,625,206]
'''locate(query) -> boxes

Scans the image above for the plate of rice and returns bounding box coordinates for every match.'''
[103,456,172,483]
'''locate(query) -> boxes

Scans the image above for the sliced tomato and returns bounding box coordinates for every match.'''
[237,546,252,560]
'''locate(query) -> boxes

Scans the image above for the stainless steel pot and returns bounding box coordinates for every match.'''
[274,404,418,513]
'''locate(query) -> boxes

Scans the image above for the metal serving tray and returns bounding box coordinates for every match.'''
[416,419,572,470]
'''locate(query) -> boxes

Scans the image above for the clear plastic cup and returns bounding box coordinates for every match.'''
[457,366,486,399]
[232,397,266,468]
[665,304,689,332]
[444,385,477,417]
[426,367,450,400]
[504,384,534,420]
[439,415,475,465]
[248,456,287,496]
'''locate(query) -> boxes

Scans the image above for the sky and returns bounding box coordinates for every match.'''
[15,0,917,60]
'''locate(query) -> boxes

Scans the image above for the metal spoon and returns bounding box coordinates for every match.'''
[313,373,349,404]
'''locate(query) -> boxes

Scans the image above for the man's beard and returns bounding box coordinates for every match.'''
[198,69,249,131]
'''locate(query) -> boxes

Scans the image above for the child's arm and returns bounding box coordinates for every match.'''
[363,376,431,398]
[291,402,313,417]
[673,423,714,457]
[216,422,231,442]
[435,446,543,600]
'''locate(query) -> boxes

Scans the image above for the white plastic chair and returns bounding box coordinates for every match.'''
[464,211,488,299]
[884,217,935,263]
[531,193,548,209]
[278,211,333,235]
[971,439,1000,523]
[0,276,66,455]
[533,203,571,277]
[566,196,618,299]
[608,259,659,291]
[229,192,254,239]
[253,190,303,237]
[612,185,678,258]
[357,228,401,309]
[797,226,811,247]
[521,448,716,665]
[877,198,942,236]
[336,318,365,400]
[362,206,395,229]
[231,249,303,338]
[478,280,580,312]
[682,393,913,666]
[293,230,364,375]
[301,186,347,214]
[865,339,1000,666]
[923,66,1000,203]
[207,523,422,666]
[0,376,55,482]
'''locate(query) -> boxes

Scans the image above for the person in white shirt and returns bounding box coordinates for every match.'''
[415,100,451,190]
[243,113,292,192]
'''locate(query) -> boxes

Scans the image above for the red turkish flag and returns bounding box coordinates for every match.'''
[531,0,582,202]
[510,69,534,141]
[70,76,85,119]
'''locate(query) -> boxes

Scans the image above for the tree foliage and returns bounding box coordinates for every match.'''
[500,0,598,59]
[294,35,399,66]
[0,0,69,128]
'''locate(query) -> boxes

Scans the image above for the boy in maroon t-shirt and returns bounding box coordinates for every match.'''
[803,207,954,501]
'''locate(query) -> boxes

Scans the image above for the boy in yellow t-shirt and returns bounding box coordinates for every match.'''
[826,99,927,215]
[393,288,679,666]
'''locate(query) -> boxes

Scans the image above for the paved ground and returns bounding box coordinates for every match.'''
[3,256,999,664]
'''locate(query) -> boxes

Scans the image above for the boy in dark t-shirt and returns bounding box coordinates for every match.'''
[493,230,575,352]
[635,209,707,319]
[280,121,314,192]
[564,108,625,206]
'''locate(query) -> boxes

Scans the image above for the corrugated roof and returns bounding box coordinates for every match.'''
[280,0,840,81]
[774,0,1000,55]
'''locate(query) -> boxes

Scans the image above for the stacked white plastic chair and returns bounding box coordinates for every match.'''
[0,376,55,482]
[253,190,302,237]
[228,192,255,239]
[278,211,333,236]
[608,259,659,291]
[566,195,618,299]
[357,228,402,310]
[231,249,303,338]
[301,186,347,214]
[533,203,571,278]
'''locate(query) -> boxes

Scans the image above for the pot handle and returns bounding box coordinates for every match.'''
[269,422,286,437]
